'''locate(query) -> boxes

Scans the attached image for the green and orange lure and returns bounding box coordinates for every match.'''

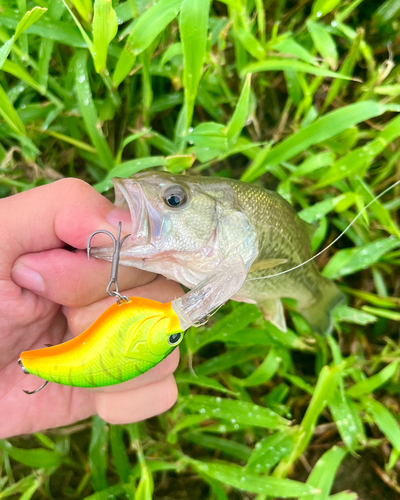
[19,297,183,390]
[19,223,245,392]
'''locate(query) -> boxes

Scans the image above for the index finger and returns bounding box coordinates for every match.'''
[0,178,121,278]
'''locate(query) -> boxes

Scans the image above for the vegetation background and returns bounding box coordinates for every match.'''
[1,0,400,498]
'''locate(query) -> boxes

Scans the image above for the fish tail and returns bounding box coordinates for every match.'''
[300,279,345,335]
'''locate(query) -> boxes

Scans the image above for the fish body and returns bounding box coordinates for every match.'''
[95,172,344,334]
[20,298,183,387]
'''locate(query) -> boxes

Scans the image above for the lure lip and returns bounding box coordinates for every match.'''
[18,358,29,374]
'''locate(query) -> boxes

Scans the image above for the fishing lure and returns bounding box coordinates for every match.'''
[18,223,245,392]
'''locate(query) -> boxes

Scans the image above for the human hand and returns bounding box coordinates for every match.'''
[0,179,183,439]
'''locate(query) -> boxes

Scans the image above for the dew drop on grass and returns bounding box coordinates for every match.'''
[77,74,86,83]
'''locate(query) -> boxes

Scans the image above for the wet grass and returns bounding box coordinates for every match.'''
[1,0,400,498]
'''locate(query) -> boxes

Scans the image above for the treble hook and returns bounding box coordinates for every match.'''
[19,346,52,394]
[87,221,131,304]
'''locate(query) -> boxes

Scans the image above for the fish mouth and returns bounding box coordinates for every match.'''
[113,178,150,246]
[90,177,161,262]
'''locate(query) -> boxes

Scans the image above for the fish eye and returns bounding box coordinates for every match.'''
[163,186,187,208]
[168,332,182,346]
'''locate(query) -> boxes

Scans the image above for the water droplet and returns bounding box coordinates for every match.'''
[77,74,86,83]
[316,11,322,17]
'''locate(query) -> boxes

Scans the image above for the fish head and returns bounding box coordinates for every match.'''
[93,172,257,287]
[114,171,219,253]
[105,172,230,285]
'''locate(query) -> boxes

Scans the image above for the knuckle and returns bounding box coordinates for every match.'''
[53,177,91,198]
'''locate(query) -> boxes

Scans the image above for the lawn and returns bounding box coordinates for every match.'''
[1,0,400,498]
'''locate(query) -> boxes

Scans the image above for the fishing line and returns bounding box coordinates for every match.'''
[245,179,400,283]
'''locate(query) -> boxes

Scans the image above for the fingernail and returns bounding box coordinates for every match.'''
[11,264,45,293]
[106,208,132,233]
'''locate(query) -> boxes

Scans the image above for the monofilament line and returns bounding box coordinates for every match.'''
[245,179,400,283]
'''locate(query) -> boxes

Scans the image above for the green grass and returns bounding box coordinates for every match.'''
[1,0,400,498]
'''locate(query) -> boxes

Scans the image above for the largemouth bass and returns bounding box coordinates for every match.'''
[93,172,344,334]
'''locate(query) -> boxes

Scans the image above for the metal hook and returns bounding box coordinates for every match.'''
[87,222,131,304]
[19,343,53,394]
[23,380,49,395]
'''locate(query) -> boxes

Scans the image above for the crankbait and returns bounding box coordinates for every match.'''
[19,223,245,391]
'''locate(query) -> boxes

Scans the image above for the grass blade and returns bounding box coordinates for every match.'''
[322,237,400,279]
[89,416,109,491]
[15,7,47,41]
[307,20,338,69]
[242,59,351,80]
[0,440,62,470]
[303,446,347,500]
[189,459,321,497]
[0,83,26,135]
[362,396,400,453]
[227,73,251,146]
[109,426,130,484]
[347,361,399,397]
[180,0,210,131]
[241,101,389,181]
[246,431,297,474]
[74,50,114,171]
[184,433,251,461]
[113,0,183,86]
[275,364,344,477]
[182,394,290,429]
[92,0,118,73]
[0,38,14,70]
[93,156,167,192]
[312,0,342,17]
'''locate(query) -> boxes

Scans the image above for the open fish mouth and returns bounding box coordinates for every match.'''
[113,178,149,245]
[90,177,159,262]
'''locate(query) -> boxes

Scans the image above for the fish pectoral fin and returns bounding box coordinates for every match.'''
[258,298,287,332]
[123,314,165,358]
[249,258,287,273]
